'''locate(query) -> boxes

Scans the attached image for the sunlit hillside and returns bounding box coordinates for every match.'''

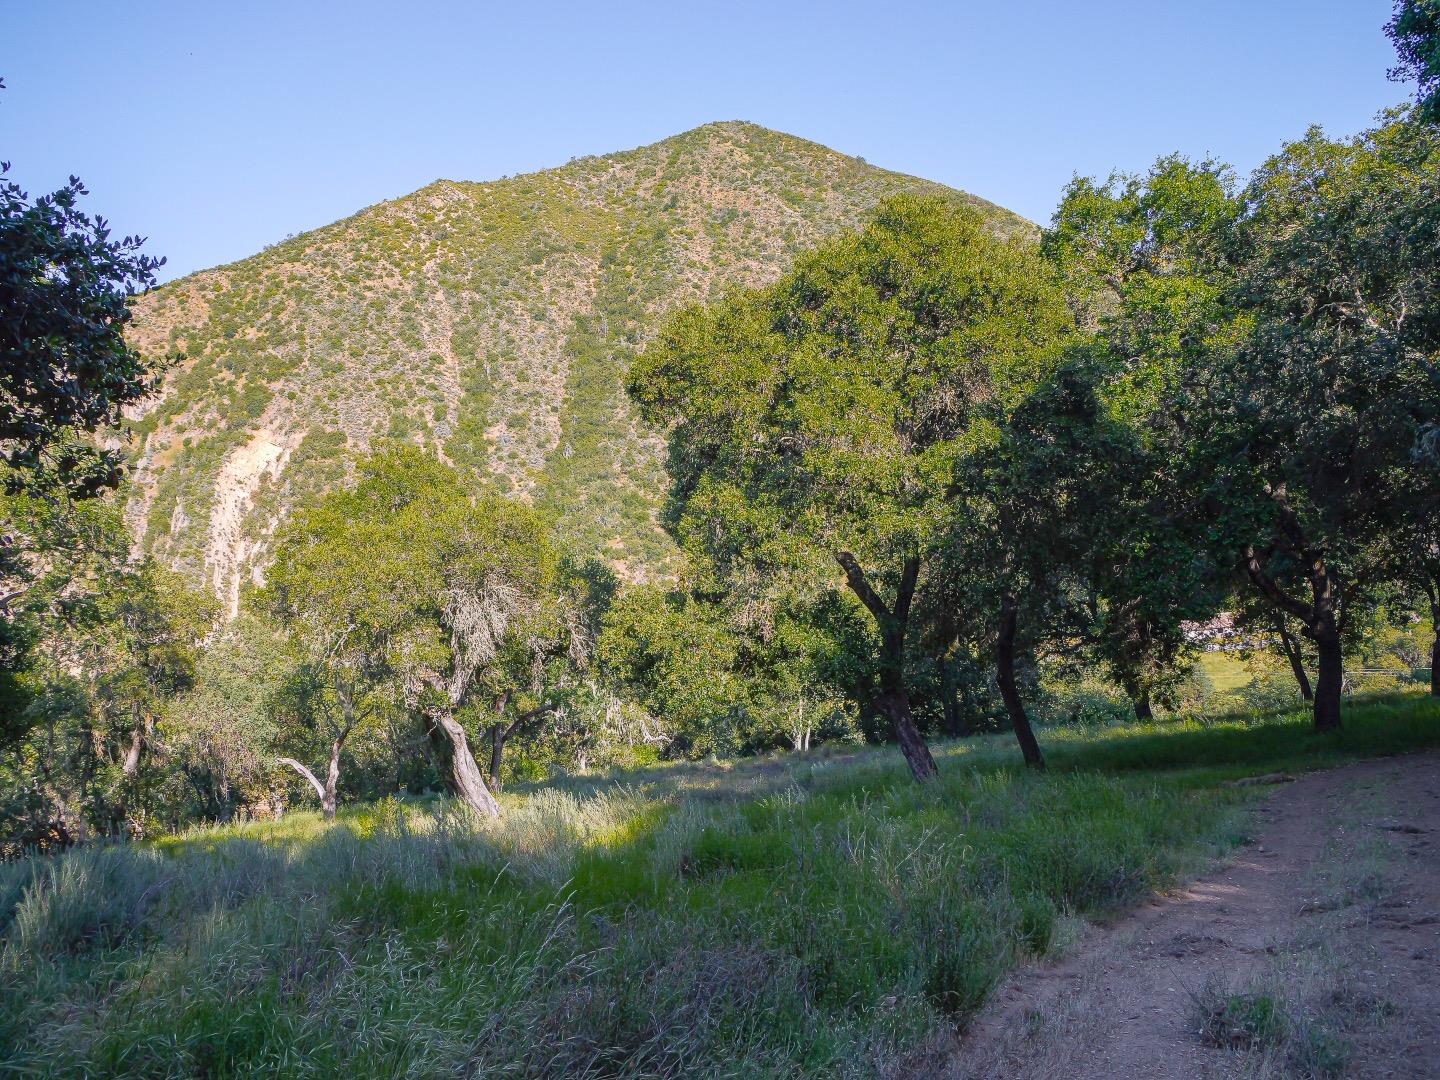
[122,122,1029,608]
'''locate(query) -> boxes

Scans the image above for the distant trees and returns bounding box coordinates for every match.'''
[267,446,586,818]
[266,478,399,818]
[631,195,1072,778]
[0,494,214,846]
[596,582,860,757]
[1044,119,1440,733]
[1,123,166,737]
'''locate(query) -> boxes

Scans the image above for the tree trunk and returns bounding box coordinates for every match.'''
[1274,614,1314,701]
[875,681,937,780]
[121,725,145,777]
[1307,558,1344,733]
[488,723,506,793]
[322,738,342,818]
[1431,623,1439,699]
[791,699,811,752]
[429,710,502,818]
[1132,693,1154,722]
[835,550,937,781]
[1243,509,1343,733]
[1312,625,1343,733]
[278,756,331,816]
[997,593,1045,769]
[1430,598,1440,698]
[112,715,153,837]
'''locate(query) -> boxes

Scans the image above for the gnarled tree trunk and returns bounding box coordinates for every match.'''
[429,709,502,818]
[279,733,347,819]
[997,593,1045,769]
[835,550,937,781]
[1132,693,1154,722]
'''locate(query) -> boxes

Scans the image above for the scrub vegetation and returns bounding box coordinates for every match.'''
[3,694,1437,1078]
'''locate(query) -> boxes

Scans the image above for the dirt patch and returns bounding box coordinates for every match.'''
[946,753,1440,1079]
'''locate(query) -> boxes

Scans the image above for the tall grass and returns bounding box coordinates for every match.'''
[2,694,1436,1077]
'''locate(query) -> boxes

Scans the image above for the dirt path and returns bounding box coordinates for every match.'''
[947,753,1440,1079]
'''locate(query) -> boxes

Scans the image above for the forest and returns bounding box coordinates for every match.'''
[2,4,1440,1077]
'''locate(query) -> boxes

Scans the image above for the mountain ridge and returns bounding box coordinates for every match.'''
[122,121,1033,610]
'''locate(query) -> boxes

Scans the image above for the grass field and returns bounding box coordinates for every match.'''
[1198,650,1255,692]
[2,694,1438,1078]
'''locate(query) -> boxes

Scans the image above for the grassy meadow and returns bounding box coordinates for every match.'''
[2,693,1438,1078]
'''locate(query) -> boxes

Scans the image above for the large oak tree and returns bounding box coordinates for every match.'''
[629,195,1071,778]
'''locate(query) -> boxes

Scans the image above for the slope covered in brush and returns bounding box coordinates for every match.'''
[123,121,1029,608]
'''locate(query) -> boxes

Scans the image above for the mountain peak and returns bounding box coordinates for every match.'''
[124,126,1028,604]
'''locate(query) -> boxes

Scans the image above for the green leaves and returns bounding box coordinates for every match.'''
[632,194,1071,603]
[267,443,582,723]
[1,167,164,498]
[1389,0,1440,122]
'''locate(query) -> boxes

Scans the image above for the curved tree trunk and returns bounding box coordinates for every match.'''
[278,730,348,819]
[997,593,1046,769]
[835,550,937,781]
[1274,614,1314,701]
[278,756,332,817]
[430,710,502,818]
[1132,693,1154,722]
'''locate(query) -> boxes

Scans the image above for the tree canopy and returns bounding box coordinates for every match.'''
[630,194,1073,776]
[0,149,163,498]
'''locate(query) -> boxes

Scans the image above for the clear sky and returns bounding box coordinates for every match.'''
[2,1,1415,283]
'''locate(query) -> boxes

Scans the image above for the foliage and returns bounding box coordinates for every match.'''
[0,506,216,853]
[265,444,588,814]
[631,194,1071,775]
[122,123,1027,585]
[0,133,163,498]
[1389,0,1440,122]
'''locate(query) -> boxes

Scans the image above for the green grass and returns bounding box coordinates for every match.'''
[1199,650,1254,692]
[2,693,1437,1078]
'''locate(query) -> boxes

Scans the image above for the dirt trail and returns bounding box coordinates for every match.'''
[948,753,1440,1079]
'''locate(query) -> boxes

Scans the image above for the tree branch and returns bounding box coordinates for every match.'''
[834,551,892,623]
[277,757,326,802]
[893,554,921,629]
[1243,545,1314,623]
[503,700,558,741]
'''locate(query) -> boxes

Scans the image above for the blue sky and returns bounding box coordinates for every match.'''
[2,1,1413,282]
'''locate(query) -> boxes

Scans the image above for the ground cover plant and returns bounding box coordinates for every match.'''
[2,692,1436,1078]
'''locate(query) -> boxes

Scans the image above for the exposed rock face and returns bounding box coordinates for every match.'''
[124,121,1029,604]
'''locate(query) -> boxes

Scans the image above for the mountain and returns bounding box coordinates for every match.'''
[122,121,1031,611]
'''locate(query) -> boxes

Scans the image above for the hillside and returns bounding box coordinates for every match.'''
[121,121,1030,610]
